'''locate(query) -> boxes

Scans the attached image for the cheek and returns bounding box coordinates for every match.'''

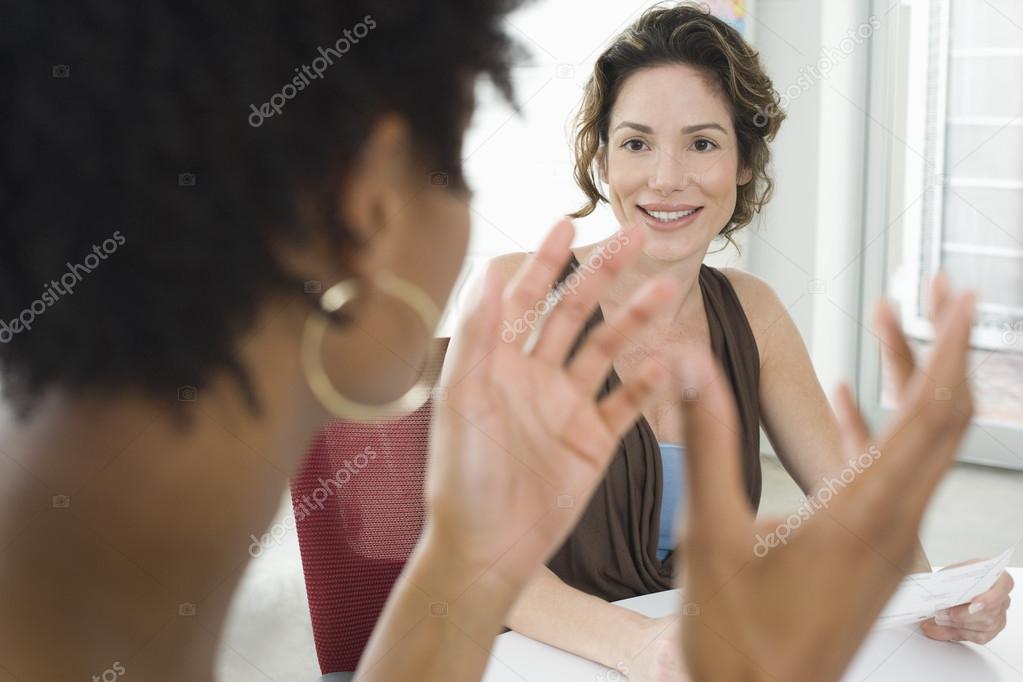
[606,154,646,201]
[702,160,740,207]
[434,198,470,287]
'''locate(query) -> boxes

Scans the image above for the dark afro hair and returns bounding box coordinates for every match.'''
[0,0,525,417]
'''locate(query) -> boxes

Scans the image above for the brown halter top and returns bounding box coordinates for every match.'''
[546,252,763,601]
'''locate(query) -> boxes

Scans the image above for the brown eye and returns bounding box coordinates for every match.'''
[693,138,718,152]
[623,138,647,152]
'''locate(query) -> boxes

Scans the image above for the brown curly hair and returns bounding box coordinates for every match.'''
[571,2,785,251]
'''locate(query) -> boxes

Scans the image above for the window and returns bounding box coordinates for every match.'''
[862,0,1023,468]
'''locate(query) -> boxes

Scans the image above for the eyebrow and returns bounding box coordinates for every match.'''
[611,121,728,135]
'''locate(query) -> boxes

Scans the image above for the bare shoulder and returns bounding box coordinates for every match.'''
[718,267,784,315]
[488,251,531,281]
[717,267,792,367]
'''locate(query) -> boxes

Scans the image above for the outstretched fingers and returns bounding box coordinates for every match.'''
[566,277,678,397]
[921,290,976,401]
[592,357,669,460]
[500,219,577,353]
[882,290,976,507]
[874,300,917,407]
[528,230,648,364]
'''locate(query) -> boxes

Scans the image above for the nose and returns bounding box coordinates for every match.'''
[648,149,692,195]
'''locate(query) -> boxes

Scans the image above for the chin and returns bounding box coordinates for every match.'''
[640,238,700,262]
[632,223,698,261]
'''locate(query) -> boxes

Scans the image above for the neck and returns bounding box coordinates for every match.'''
[575,238,705,324]
[0,296,326,680]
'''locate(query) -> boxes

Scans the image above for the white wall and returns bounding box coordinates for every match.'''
[747,0,873,405]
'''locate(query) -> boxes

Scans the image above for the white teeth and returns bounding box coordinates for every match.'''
[646,208,697,222]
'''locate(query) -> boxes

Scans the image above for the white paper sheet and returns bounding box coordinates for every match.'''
[875,547,1014,628]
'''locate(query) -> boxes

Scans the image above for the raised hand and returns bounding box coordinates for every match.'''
[882,273,1012,646]
[425,219,678,590]
[358,220,681,681]
[674,276,977,682]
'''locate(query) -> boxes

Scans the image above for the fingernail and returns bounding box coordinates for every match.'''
[935,609,949,618]
[935,615,953,626]
[969,602,985,615]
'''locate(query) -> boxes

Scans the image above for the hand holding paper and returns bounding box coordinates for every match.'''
[923,556,1015,645]
[876,547,1013,629]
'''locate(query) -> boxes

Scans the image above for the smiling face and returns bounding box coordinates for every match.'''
[603,63,750,261]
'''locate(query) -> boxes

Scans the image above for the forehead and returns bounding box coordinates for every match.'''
[609,63,734,132]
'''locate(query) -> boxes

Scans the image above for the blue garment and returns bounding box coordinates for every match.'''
[657,443,687,561]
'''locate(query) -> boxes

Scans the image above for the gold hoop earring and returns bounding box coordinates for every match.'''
[301,271,441,420]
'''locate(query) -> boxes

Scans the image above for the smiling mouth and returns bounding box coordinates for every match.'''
[639,206,703,223]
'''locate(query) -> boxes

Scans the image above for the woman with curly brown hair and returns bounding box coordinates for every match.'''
[491,4,1010,679]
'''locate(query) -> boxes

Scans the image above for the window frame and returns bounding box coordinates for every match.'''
[859,0,1023,470]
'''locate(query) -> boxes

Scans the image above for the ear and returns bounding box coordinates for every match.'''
[737,165,753,186]
[595,145,609,184]
[339,114,413,245]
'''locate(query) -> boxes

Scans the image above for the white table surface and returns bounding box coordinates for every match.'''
[482,567,1023,681]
